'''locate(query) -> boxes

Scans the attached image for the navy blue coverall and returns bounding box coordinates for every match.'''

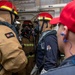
[36,30,60,71]
[42,55,75,75]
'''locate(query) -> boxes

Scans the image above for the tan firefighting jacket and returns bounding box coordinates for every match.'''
[0,25,27,75]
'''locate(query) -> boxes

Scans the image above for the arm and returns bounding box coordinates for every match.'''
[44,35,59,70]
[0,25,27,73]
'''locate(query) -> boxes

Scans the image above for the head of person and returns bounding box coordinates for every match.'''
[50,1,75,56]
[0,1,18,24]
[36,12,53,32]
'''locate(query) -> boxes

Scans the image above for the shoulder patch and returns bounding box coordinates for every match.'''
[47,45,51,51]
[41,42,45,49]
[5,32,15,38]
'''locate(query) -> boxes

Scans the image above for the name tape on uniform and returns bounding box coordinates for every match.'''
[5,32,15,38]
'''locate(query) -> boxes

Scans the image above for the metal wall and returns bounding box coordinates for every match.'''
[9,0,71,20]
[60,0,71,3]
[40,0,59,5]
[11,0,71,9]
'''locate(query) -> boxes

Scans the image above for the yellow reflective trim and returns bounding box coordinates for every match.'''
[27,54,35,58]
[29,44,31,46]
[1,6,18,15]
[38,17,52,20]
[24,44,34,46]
[31,44,34,46]
[24,44,26,46]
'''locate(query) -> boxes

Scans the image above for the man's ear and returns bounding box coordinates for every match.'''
[47,23,52,29]
[63,26,68,40]
[63,26,68,35]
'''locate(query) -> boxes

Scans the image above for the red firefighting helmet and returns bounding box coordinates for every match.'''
[0,1,18,19]
[22,20,33,28]
[37,12,53,21]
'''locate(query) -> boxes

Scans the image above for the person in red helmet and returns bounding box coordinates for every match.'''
[0,1,27,75]
[42,1,75,75]
[31,12,60,75]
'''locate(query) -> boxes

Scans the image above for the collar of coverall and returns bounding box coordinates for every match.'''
[60,55,75,66]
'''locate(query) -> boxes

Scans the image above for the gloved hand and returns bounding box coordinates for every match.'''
[30,64,38,75]
[40,68,47,74]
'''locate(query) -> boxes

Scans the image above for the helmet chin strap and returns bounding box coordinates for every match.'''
[40,18,49,33]
[9,11,16,25]
[40,21,44,33]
